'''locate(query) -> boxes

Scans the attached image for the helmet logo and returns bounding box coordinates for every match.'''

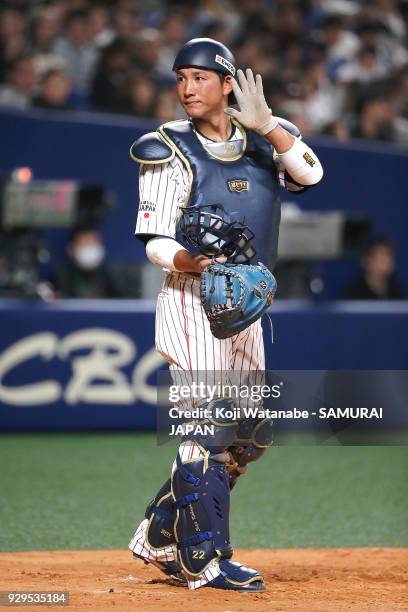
[215,54,236,75]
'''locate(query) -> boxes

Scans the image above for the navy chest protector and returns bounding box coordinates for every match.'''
[159,120,281,271]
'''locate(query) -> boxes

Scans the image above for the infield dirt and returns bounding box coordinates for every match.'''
[1,548,407,611]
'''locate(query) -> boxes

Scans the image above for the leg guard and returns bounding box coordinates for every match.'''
[144,478,176,548]
[172,442,264,590]
[129,479,186,583]
[172,445,233,576]
[173,397,241,572]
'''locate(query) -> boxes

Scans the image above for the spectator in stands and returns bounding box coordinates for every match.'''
[393,66,408,118]
[30,7,61,55]
[0,8,28,82]
[90,38,131,111]
[118,71,157,117]
[157,15,186,77]
[356,17,408,74]
[112,3,141,43]
[0,1,406,143]
[337,44,388,84]
[322,14,360,80]
[51,228,123,299]
[154,87,182,122]
[88,4,115,48]
[134,28,162,80]
[29,7,64,76]
[321,119,351,141]
[342,237,405,300]
[32,68,72,110]
[53,9,99,99]
[0,54,36,109]
[302,61,344,131]
[374,0,406,41]
[353,96,404,142]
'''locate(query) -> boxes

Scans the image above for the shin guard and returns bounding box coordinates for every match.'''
[172,446,233,576]
[144,478,177,549]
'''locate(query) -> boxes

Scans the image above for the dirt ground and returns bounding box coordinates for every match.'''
[0,548,407,612]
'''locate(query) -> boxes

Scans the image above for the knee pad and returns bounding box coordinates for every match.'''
[182,397,239,451]
[144,478,176,549]
[235,415,274,447]
[172,444,233,576]
[227,416,273,488]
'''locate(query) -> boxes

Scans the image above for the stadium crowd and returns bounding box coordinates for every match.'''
[0,0,407,143]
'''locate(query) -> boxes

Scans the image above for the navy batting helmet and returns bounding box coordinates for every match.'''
[172,38,236,77]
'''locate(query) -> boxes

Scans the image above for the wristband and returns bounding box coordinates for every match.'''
[277,138,323,185]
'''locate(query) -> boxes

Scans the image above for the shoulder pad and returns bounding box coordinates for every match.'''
[159,119,191,136]
[160,119,190,130]
[130,132,175,164]
[275,116,302,140]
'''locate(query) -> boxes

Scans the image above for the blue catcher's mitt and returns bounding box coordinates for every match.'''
[201,262,277,339]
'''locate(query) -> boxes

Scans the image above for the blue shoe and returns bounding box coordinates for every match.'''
[205,559,265,591]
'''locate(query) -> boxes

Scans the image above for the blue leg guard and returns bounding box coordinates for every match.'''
[144,478,176,548]
[172,444,264,590]
[165,398,269,590]
[143,396,240,552]
[172,447,233,575]
[130,478,186,583]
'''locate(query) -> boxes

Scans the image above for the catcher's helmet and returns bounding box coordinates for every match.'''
[172,38,236,77]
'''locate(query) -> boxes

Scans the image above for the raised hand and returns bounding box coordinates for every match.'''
[224,68,279,135]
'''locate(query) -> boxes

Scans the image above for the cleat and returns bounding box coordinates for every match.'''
[204,559,265,591]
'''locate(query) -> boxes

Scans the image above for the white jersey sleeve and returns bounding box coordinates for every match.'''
[134,156,189,239]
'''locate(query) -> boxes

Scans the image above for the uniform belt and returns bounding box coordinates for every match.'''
[166,271,201,281]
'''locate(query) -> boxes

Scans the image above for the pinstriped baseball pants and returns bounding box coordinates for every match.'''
[155,271,265,411]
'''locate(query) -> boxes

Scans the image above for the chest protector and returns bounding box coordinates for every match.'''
[159,120,281,271]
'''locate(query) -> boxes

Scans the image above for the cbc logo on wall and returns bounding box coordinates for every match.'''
[0,329,165,406]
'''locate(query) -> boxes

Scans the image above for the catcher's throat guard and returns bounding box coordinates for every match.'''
[201,262,277,339]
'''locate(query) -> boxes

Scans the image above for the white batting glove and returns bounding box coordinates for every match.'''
[224,68,279,135]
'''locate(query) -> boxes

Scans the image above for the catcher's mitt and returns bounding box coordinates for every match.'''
[178,204,256,264]
[201,261,277,339]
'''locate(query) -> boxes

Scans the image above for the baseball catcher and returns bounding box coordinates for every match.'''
[128,37,323,591]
